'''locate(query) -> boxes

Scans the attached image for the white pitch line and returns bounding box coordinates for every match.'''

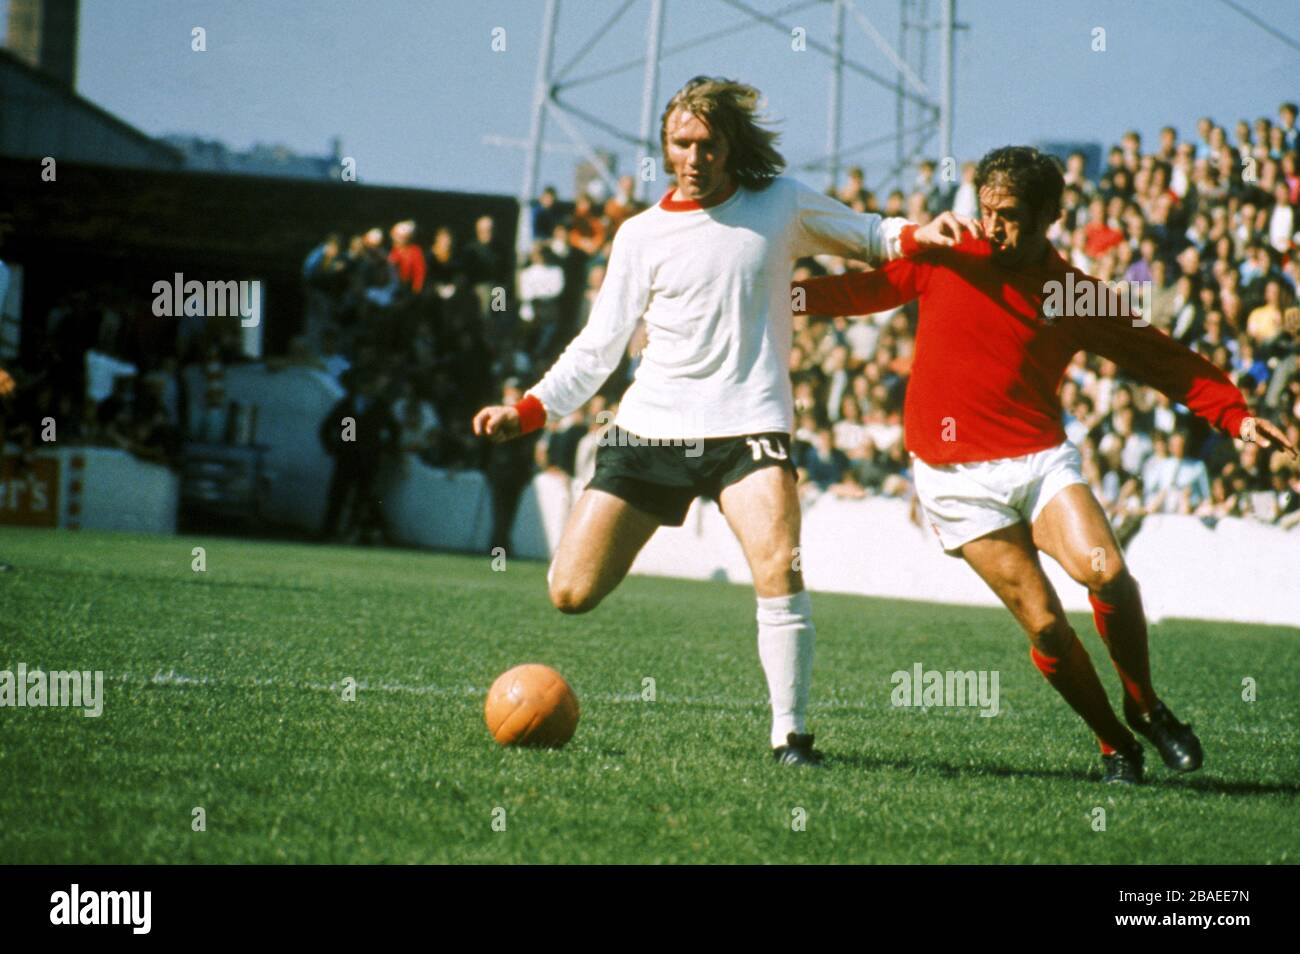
[112,670,902,712]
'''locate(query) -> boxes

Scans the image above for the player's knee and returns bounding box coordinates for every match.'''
[549,580,600,615]
[1091,559,1133,599]
[1025,613,1071,655]
[1067,539,1125,588]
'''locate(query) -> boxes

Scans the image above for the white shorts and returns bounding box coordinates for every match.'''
[911,441,1087,554]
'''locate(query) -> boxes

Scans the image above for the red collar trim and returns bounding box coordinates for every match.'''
[659,181,739,212]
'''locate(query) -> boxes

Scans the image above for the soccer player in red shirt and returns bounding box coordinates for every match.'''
[794,146,1296,784]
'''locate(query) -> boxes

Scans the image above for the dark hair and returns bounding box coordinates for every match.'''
[974,146,1066,224]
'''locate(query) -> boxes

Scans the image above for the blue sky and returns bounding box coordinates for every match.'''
[15,0,1299,195]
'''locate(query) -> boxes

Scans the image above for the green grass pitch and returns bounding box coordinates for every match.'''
[1,527,1296,864]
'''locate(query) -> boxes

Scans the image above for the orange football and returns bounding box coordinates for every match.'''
[484,664,580,748]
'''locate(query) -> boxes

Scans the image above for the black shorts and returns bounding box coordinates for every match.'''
[587,426,798,527]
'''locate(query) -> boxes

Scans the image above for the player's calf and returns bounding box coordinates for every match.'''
[751,557,803,599]
[756,590,817,756]
[1086,569,1161,718]
[1027,628,1143,771]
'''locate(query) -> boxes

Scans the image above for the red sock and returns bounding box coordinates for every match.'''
[1089,578,1158,715]
[1031,633,1135,755]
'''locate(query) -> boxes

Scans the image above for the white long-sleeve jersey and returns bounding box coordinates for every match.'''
[529,176,909,439]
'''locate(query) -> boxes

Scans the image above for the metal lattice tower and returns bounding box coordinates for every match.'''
[505,0,962,253]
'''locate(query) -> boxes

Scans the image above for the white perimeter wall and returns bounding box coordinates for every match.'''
[91,364,1291,629]
[382,464,1300,629]
[182,363,343,532]
[17,445,181,534]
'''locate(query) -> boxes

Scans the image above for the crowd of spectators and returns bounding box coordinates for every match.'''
[786,100,1300,535]
[0,281,246,471]
[5,101,1298,544]
[299,173,647,539]
[0,169,644,540]
[527,101,1300,537]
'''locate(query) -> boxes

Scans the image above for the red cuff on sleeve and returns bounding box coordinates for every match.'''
[514,393,547,435]
[1221,406,1249,441]
[899,223,920,258]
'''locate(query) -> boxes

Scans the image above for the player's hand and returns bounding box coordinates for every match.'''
[1240,416,1298,459]
[473,405,522,443]
[912,211,982,249]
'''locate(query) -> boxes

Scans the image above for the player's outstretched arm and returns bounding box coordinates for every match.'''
[792,255,926,318]
[528,230,648,413]
[791,178,980,264]
[1070,274,1296,458]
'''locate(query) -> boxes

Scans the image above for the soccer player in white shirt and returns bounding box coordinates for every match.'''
[475,76,976,765]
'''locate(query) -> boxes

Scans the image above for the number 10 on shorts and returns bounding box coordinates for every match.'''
[746,437,788,461]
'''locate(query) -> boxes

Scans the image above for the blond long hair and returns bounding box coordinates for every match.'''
[659,76,785,191]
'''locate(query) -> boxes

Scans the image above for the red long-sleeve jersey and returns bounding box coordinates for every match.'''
[793,229,1250,466]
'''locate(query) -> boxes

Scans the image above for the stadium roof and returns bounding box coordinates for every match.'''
[0,46,184,170]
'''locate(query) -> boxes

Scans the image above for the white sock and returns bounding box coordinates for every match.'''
[756,589,815,748]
